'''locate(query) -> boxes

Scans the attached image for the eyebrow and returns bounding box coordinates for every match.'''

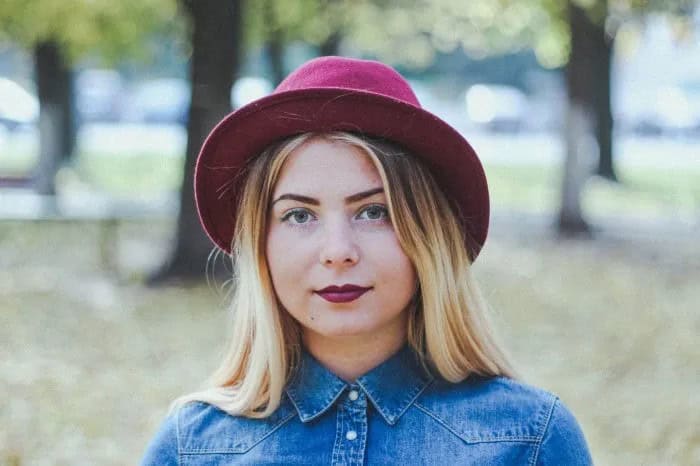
[271,187,384,206]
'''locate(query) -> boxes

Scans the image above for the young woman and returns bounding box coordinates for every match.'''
[141,56,592,465]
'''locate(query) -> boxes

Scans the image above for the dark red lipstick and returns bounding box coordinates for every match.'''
[315,284,371,303]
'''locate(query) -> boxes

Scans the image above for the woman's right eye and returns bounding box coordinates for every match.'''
[281,208,315,225]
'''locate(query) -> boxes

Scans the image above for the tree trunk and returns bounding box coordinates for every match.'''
[559,1,601,235]
[595,35,615,181]
[318,31,341,56]
[33,41,75,195]
[566,1,616,182]
[318,0,342,56]
[150,0,242,284]
[558,103,595,235]
[264,0,285,86]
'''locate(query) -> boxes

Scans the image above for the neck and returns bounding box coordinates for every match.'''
[302,318,408,382]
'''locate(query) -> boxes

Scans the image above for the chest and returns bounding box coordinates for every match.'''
[179,404,540,466]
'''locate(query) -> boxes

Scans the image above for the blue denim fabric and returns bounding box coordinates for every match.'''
[141,345,593,465]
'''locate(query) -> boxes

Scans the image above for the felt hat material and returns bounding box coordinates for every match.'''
[194,56,489,260]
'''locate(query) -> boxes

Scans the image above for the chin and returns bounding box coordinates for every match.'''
[310,318,380,339]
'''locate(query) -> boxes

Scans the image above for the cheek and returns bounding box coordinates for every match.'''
[391,255,418,297]
[366,232,417,294]
[266,226,314,295]
[266,227,292,282]
[266,233,294,312]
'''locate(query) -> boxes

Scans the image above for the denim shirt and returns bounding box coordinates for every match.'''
[141,345,592,465]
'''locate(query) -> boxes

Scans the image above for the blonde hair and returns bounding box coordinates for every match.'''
[172,131,516,418]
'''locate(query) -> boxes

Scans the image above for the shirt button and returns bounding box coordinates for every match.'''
[346,430,357,441]
[348,390,359,401]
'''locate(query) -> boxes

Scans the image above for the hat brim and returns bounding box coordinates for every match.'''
[194,87,489,259]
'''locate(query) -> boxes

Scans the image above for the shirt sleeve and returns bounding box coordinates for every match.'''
[535,398,593,466]
[140,411,179,466]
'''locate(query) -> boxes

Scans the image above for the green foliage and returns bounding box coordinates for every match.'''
[0,0,180,63]
[328,0,697,69]
[244,0,354,50]
[524,0,698,67]
[334,0,567,69]
[1,0,695,69]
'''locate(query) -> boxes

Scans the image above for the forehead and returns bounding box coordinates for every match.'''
[272,138,383,195]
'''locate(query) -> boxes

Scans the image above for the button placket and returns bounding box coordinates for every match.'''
[331,386,368,466]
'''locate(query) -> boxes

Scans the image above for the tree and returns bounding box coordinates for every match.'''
[244,0,357,84]
[150,0,243,283]
[32,40,75,194]
[558,0,695,231]
[154,0,365,282]
[338,0,696,233]
[0,0,177,194]
[155,0,697,281]
[559,0,613,232]
[566,1,615,182]
[262,0,286,85]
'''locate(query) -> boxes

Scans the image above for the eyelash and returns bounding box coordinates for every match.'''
[280,204,389,227]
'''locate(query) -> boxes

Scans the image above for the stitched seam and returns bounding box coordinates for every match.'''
[287,383,347,422]
[175,406,181,466]
[355,379,388,424]
[413,402,539,445]
[285,386,304,419]
[531,396,558,466]
[180,411,296,454]
[357,376,433,425]
[396,377,435,420]
[358,397,368,466]
[309,385,347,422]
[241,410,296,453]
[413,403,470,442]
[332,404,344,465]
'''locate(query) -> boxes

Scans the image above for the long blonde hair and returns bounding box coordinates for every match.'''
[173,131,516,418]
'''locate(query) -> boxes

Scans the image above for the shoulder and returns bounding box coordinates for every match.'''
[175,400,295,453]
[415,375,556,443]
[141,400,296,464]
[414,376,592,463]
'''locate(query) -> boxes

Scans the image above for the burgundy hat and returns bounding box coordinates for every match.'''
[194,56,489,260]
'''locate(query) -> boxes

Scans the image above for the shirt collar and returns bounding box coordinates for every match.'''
[285,344,434,425]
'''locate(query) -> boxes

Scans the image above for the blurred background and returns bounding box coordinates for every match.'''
[0,0,698,465]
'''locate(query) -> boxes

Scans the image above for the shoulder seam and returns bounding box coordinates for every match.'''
[530,396,559,466]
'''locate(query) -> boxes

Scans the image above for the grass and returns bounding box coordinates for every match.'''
[484,163,700,218]
[69,151,184,196]
[1,143,698,464]
[0,219,698,465]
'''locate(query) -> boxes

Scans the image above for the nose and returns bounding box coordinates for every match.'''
[319,217,359,267]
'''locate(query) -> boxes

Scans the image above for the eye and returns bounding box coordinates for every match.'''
[356,204,389,221]
[281,208,316,225]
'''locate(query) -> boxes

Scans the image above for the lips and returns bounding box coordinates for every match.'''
[315,284,372,303]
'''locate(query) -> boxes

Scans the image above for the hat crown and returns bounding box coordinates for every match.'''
[275,56,421,107]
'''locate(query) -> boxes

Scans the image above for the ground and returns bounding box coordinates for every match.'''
[0,214,698,465]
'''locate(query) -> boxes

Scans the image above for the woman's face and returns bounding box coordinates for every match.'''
[266,138,417,346]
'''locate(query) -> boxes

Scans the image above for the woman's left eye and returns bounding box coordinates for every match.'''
[356,204,389,221]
